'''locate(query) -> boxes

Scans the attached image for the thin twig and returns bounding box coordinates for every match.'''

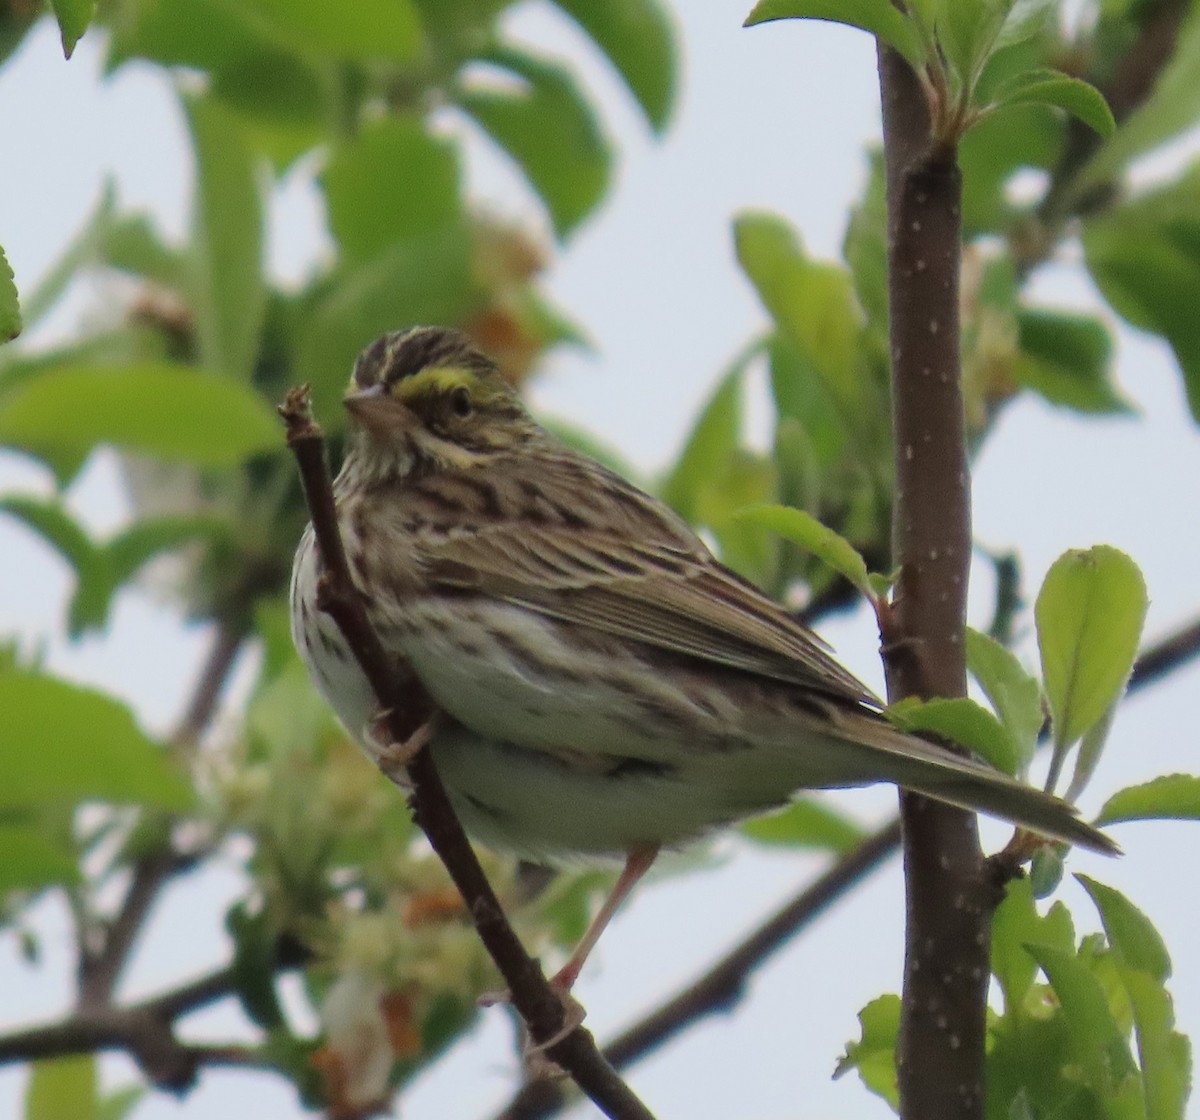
[279,386,657,1120]
[76,621,244,1011]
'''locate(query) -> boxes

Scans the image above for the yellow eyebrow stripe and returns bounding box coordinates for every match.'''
[391,366,475,400]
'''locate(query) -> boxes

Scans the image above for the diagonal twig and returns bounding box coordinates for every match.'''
[279,386,657,1120]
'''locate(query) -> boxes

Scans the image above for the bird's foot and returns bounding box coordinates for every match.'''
[478,981,587,1079]
[365,710,438,782]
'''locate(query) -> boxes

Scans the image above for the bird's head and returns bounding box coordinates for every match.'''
[343,327,535,475]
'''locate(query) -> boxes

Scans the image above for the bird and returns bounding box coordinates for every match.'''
[290,325,1116,994]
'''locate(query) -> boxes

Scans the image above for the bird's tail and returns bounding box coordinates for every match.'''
[833,710,1119,855]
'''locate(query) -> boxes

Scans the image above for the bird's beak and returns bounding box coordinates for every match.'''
[344,383,409,432]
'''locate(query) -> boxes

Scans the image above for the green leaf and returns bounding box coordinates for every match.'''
[744,0,925,72]
[0,670,192,810]
[50,0,95,57]
[20,184,116,331]
[0,244,19,343]
[734,213,867,422]
[0,826,78,894]
[456,48,611,238]
[1035,546,1147,752]
[97,1086,145,1120]
[1076,876,1171,984]
[886,696,1019,775]
[741,798,867,853]
[661,353,748,522]
[1123,970,1191,1120]
[1077,6,1200,189]
[965,628,1043,778]
[1064,701,1116,804]
[736,503,871,596]
[1014,309,1130,415]
[0,497,98,579]
[549,0,677,131]
[992,876,1075,1013]
[834,994,901,1109]
[25,1056,97,1120]
[0,362,280,478]
[1083,173,1200,423]
[242,0,422,62]
[227,902,285,1029]
[1095,774,1200,826]
[1028,844,1064,898]
[186,94,266,380]
[100,213,189,293]
[322,116,461,264]
[1025,944,1138,1096]
[991,70,1115,137]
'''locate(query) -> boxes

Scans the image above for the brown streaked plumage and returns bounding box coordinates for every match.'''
[291,326,1116,992]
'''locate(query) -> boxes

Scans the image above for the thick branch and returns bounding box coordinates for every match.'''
[878,45,992,1120]
[279,388,656,1120]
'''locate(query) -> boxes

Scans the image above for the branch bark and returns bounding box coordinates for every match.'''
[279,388,657,1120]
[877,44,994,1120]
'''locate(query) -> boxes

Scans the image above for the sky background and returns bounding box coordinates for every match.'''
[2,3,1199,1118]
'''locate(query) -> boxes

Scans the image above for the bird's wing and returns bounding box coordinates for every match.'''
[408,455,879,708]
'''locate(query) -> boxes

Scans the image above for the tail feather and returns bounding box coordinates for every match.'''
[838,713,1120,855]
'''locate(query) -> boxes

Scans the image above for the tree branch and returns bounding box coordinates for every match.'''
[76,621,244,1011]
[279,387,657,1120]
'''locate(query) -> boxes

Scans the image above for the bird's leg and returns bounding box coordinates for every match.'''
[550,843,660,993]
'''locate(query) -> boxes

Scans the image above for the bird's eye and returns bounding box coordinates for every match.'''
[451,386,473,418]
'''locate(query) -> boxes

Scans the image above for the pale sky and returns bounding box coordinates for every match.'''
[2,4,1199,1119]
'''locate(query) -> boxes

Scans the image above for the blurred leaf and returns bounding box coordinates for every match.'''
[457,48,611,238]
[990,70,1115,137]
[228,902,285,1029]
[243,0,422,62]
[1083,171,1200,422]
[1095,774,1200,826]
[1064,701,1116,804]
[101,214,189,293]
[51,0,95,57]
[696,452,778,584]
[296,227,477,420]
[735,213,866,421]
[965,628,1043,778]
[1123,970,1191,1120]
[958,102,1062,234]
[935,0,1010,92]
[736,503,871,596]
[1014,309,1130,415]
[886,696,1018,775]
[843,148,888,328]
[20,184,115,331]
[992,876,1075,1013]
[550,0,676,131]
[323,117,461,264]
[0,826,78,894]
[107,0,272,71]
[186,94,266,380]
[741,798,867,852]
[1026,944,1139,1097]
[767,333,846,469]
[0,245,18,343]
[0,497,97,580]
[834,994,901,1109]
[97,1086,144,1120]
[1077,6,1200,189]
[26,1057,96,1120]
[0,670,192,810]
[1029,845,1064,898]
[1035,546,1147,755]
[0,362,280,479]
[1076,876,1171,984]
[661,351,748,521]
[744,0,925,71]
